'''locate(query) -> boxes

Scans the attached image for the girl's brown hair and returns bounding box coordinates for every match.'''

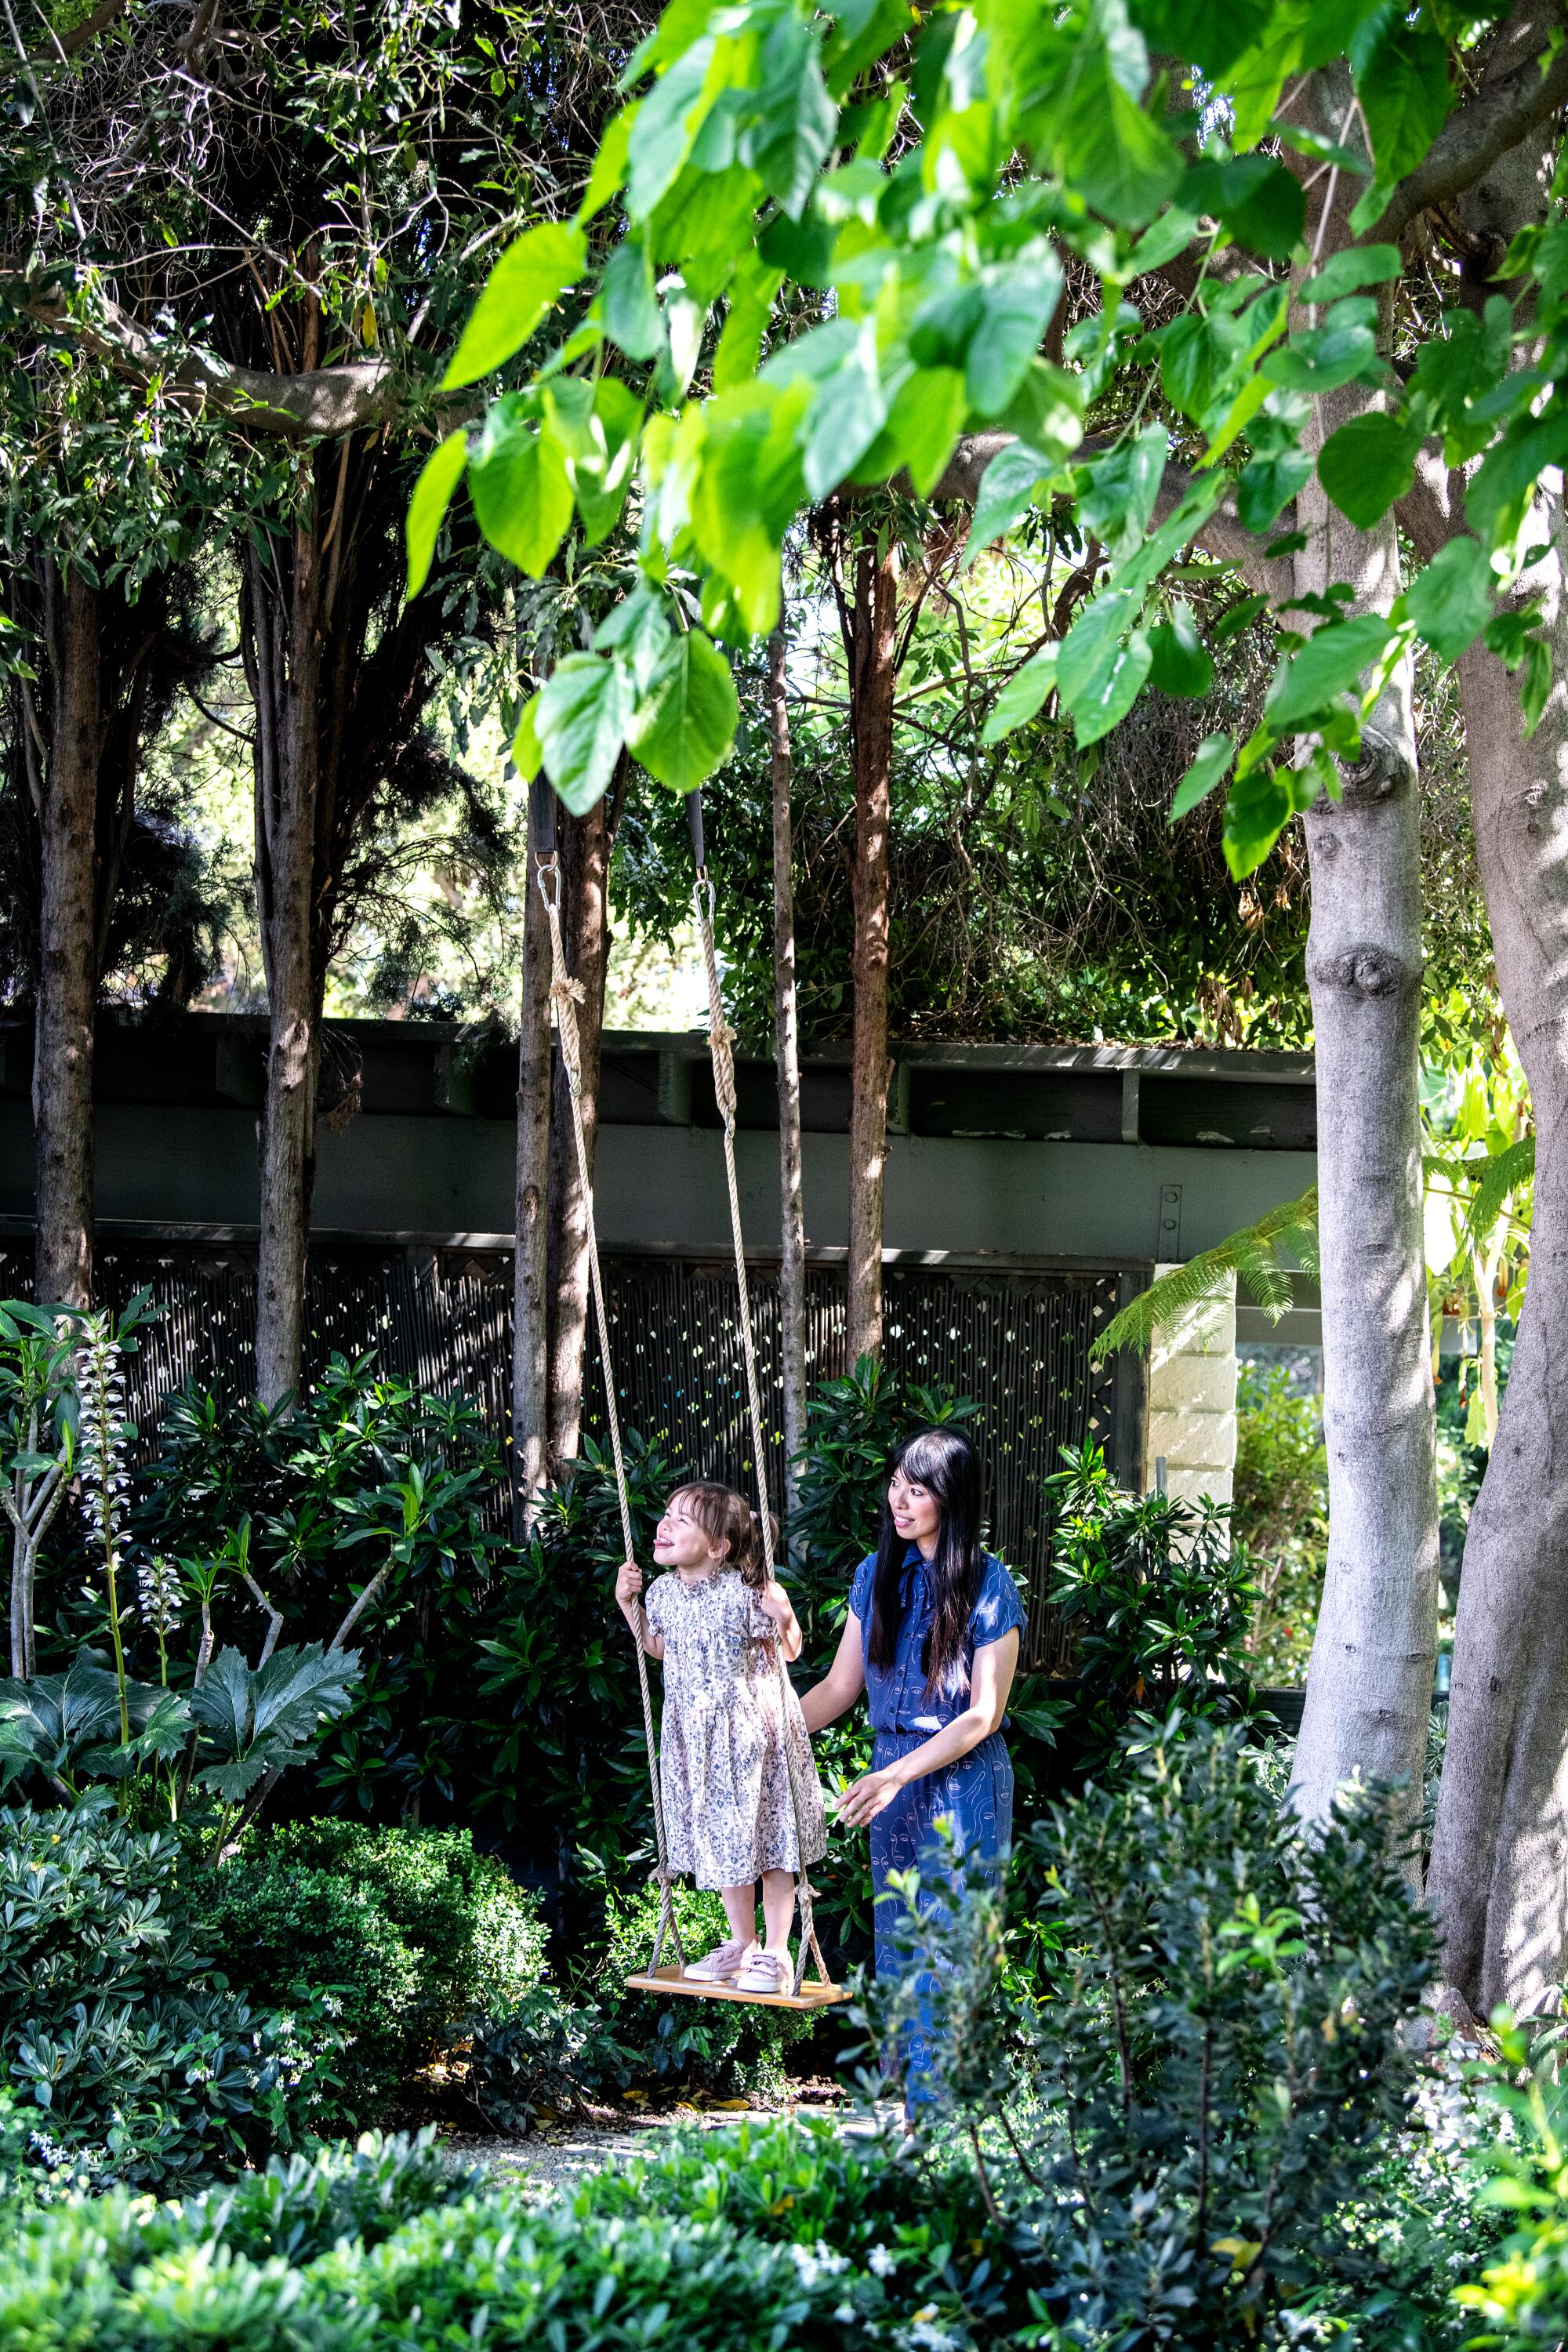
[670,1482,779,1589]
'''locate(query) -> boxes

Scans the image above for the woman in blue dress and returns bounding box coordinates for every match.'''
[800,1425,1025,2107]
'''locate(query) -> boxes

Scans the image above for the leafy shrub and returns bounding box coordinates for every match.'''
[600,1880,815,2096]
[858,1719,1441,2346]
[1046,1443,1258,1769]
[0,2116,1000,2352]
[0,1796,345,2184]
[192,1822,545,2127]
[464,1986,634,2132]
[1453,2016,1568,2347]
[129,1356,505,1817]
[1232,1363,1329,1682]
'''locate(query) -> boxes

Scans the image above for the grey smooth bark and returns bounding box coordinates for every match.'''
[843,533,899,1364]
[1428,575,1568,2011]
[769,625,808,1516]
[1286,85,1439,1833]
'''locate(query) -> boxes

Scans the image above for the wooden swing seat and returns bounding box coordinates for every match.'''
[623,1962,849,2011]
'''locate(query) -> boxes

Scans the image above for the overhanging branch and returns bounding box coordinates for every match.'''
[2,276,446,438]
[1377,0,1568,241]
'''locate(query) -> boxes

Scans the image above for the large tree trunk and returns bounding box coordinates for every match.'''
[245,522,324,1409]
[1428,560,1568,2015]
[546,797,612,1470]
[514,781,554,1530]
[33,566,101,1308]
[1287,88,1438,1832]
[844,534,898,1363]
[769,625,808,1520]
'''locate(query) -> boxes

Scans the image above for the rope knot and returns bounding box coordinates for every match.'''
[550,973,586,1011]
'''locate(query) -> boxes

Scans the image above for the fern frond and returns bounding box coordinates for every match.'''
[1461,1134,1535,1253]
[1090,1185,1320,1365]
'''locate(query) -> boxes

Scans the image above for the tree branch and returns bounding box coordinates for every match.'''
[2,276,472,439]
[1377,0,1568,241]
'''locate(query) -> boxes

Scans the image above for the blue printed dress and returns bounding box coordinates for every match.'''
[848,1546,1027,2107]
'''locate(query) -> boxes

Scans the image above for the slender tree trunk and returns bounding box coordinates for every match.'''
[245,521,324,1408]
[514,787,554,1530]
[769,625,808,1520]
[844,534,898,1364]
[546,797,611,1470]
[34,566,101,1308]
[1428,550,1568,2016]
[1287,93,1438,1835]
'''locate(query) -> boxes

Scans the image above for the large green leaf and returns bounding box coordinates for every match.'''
[1222,763,1311,878]
[403,430,469,604]
[466,396,573,579]
[1074,424,1167,561]
[1262,299,1381,394]
[965,256,1064,417]
[191,1642,362,1802]
[689,379,811,634]
[1264,612,1392,734]
[536,654,638,812]
[628,630,739,791]
[1405,535,1494,662]
[627,34,720,219]
[981,646,1058,742]
[1316,410,1418,528]
[1127,0,1272,77]
[1147,601,1213,697]
[1297,242,1401,306]
[1352,13,1450,186]
[1169,731,1235,822]
[1183,154,1305,260]
[568,378,644,546]
[441,223,586,390]
[961,443,1052,568]
[876,365,967,495]
[803,337,887,499]
[743,14,837,216]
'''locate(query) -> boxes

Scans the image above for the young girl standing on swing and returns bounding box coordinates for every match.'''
[616,1483,827,1994]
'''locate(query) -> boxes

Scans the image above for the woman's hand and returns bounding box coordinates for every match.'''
[755,1579,792,1625]
[615,1560,643,1610]
[836,1764,906,1829]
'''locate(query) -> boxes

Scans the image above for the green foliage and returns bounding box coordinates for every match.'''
[1090,1189,1319,1365]
[0,2115,993,2352]
[191,1822,545,2129]
[1232,1365,1328,1683]
[1046,1445,1258,1769]
[860,1720,1441,2346]
[597,1879,814,2096]
[1453,2016,1568,2345]
[0,1796,345,2185]
[130,1356,504,1816]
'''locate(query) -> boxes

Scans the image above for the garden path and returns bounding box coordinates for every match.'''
[454,2092,891,2194]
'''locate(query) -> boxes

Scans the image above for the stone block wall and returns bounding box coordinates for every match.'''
[1140,1268,1238,1518]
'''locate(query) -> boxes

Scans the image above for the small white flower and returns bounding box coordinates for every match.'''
[866,2245,896,2279]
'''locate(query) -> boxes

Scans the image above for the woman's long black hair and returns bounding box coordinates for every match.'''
[867,1427,985,1696]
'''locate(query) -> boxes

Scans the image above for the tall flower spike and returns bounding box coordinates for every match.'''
[74,1311,132,1743]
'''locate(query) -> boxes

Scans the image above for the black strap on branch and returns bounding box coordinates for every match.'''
[686,786,706,876]
[529,774,558,860]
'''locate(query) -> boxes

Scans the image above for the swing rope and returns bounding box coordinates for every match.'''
[535,850,686,1976]
[688,808,831,1998]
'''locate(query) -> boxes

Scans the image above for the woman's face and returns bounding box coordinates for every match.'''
[653,1496,726,1572]
[888,1463,942,1555]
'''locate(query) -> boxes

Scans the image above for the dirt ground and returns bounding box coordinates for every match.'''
[449,2085,895,2196]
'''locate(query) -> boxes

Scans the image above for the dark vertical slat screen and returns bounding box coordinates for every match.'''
[0,1243,1124,1668]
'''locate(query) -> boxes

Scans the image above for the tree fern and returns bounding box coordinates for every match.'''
[1090,1187,1320,1366]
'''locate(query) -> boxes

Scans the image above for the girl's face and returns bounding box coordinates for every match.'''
[653,1497,728,1573]
[888,1464,942,1555]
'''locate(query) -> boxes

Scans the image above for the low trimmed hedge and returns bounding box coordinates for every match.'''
[0,2116,1003,2352]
